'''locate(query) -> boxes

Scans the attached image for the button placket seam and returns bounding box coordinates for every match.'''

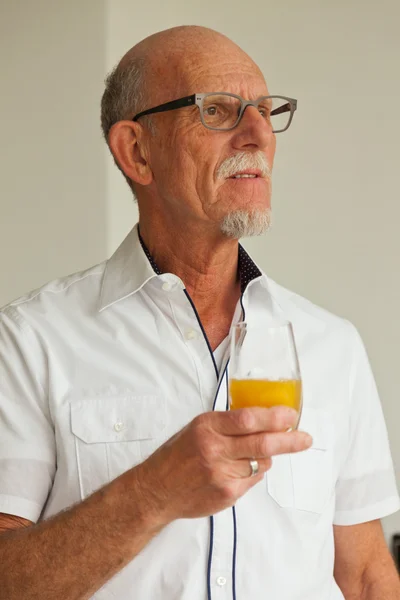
[167,294,208,413]
[105,440,111,482]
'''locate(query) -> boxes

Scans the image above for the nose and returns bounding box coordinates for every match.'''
[231,105,274,152]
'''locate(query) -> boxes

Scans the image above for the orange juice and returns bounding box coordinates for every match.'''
[229,379,302,411]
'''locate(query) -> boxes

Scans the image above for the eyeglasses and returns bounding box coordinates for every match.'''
[133,93,297,133]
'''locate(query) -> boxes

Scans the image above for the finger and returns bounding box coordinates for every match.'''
[211,405,299,436]
[235,457,272,478]
[228,430,313,459]
[219,457,272,480]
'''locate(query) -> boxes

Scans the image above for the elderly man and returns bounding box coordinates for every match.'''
[0,25,399,600]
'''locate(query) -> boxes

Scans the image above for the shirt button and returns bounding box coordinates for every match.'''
[114,422,124,432]
[162,282,172,291]
[216,576,227,586]
[185,329,198,340]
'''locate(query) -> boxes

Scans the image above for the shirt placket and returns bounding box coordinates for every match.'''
[169,287,236,600]
[208,364,236,600]
[167,288,219,412]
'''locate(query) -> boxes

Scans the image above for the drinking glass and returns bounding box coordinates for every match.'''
[229,320,302,429]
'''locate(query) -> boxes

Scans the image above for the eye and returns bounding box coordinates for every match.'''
[258,105,271,118]
[204,105,218,116]
[202,96,239,128]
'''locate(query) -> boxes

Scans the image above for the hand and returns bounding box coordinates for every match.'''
[134,406,312,525]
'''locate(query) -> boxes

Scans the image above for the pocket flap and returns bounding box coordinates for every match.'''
[70,395,166,443]
[297,406,331,450]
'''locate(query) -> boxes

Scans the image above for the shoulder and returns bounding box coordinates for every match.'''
[266,277,359,344]
[0,261,107,330]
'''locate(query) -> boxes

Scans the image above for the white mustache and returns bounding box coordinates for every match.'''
[216,151,272,179]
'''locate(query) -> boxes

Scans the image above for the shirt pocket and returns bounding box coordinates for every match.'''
[70,395,166,499]
[266,406,334,514]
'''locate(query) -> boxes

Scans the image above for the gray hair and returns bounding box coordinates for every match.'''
[100,56,154,196]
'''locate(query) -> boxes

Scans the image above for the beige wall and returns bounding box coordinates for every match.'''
[0,1,107,307]
[106,0,400,542]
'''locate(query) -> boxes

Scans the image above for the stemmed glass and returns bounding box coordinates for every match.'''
[229,320,302,429]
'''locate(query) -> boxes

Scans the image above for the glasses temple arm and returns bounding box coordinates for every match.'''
[133,95,196,122]
[270,102,292,117]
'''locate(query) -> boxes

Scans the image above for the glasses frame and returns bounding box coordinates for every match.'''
[132,92,298,133]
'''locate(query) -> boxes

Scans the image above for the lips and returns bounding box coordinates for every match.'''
[229,170,262,179]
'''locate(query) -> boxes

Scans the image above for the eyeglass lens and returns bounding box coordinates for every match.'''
[201,94,292,132]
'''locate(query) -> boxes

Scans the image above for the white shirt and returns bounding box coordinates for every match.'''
[0,224,399,600]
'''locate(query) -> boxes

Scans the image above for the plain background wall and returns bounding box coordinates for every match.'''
[1,0,400,544]
[0,1,107,307]
[106,0,400,542]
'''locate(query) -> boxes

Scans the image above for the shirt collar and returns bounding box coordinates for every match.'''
[99,224,158,311]
[138,226,262,295]
[99,223,264,311]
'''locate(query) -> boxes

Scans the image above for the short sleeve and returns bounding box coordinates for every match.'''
[0,306,56,522]
[333,324,400,525]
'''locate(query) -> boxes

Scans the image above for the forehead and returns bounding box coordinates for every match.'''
[149,43,269,102]
[186,62,268,98]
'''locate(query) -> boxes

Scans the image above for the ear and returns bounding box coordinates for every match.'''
[108,121,153,186]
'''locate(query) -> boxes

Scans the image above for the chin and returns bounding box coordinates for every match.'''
[219,208,272,239]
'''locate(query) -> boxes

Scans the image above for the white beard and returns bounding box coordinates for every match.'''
[220,208,272,239]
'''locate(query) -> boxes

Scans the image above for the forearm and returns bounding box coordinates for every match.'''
[361,572,400,600]
[0,468,165,600]
[338,563,400,599]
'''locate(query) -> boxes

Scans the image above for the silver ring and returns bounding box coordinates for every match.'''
[249,459,259,477]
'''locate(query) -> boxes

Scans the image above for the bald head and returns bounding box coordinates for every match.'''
[121,26,252,68]
[120,25,234,66]
[101,26,264,141]
[128,26,263,105]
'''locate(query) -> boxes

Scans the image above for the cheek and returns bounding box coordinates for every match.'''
[155,122,222,196]
[187,145,215,191]
[194,158,219,199]
[269,136,277,167]
[167,148,202,197]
